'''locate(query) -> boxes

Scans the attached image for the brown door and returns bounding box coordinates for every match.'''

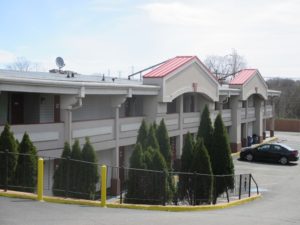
[11,93,24,124]
[54,95,60,122]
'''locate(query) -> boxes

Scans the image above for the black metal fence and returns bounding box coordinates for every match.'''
[117,167,259,206]
[0,151,38,193]
[0,151,259,206]
[42,156,102,200]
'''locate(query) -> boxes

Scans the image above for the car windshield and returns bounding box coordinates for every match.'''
[277,143,294,151]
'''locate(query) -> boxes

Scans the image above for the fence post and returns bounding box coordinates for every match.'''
[101,165,107,207]
[162,171,167,206]
[120,167,123,204]
[248,174,252,197]
[37,158,44,201]
[239,174,242,200]
[4,149,8,192]
[193,172,197,206]
[65,157,70,198]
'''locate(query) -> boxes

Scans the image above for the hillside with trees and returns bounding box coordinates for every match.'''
[267,78,300,119]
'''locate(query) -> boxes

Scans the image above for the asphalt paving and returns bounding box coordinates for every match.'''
[0,131,299,225]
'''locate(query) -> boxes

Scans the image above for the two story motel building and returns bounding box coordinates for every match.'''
[0,56,280,193]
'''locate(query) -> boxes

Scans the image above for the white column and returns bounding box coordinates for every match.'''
[229,96,241,152]
[63,109,72,144]
[113,106,120,168]
[177,95,184,159]
[243,100,249,146]
[254,97,263,143]
[270,98,275,137]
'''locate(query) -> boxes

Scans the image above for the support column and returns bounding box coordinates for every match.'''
[178,95,183,157]
[229,96,241,152]
[173,95,184,169]
[111,106,120,195]
[64,109,72,144]
[254,97,263,143]
[242,100,248,147]
[270,98,275,137]
[263,100,267,139]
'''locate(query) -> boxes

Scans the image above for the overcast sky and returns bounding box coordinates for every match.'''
[0,0,299,78]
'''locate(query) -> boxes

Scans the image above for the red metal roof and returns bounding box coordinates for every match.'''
[229,69,257,85]
[143,56,196,78]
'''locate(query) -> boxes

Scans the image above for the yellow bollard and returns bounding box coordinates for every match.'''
[37,158,44,201]
[101,165,107,207]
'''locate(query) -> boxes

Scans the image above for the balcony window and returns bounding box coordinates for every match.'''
[167,99,177,114]
[183,94,195,113]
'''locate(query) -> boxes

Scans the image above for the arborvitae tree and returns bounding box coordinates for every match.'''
[190,138,213,205]
[152,121,157,132]
[0,123,18,186]
[52,142,71,196]
[197,105,214,156]
[211,114,235,203]
[156,119,172,169]
[125,143,146,203]
[178,132,194,203]
[129,143,146,169]
[136,119,148,150]
[80,137,99,200]
[147,125,159,150]
[69,139,82,198]
[144,147,170,204]
[14,132,37,192]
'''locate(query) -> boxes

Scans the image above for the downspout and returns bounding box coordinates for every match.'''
[66,86,85,144]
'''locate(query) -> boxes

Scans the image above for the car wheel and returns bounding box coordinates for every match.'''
[245,153,253,162]
[279,157,288,165]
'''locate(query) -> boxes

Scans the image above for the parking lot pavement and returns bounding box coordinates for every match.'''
[0,131,299,225]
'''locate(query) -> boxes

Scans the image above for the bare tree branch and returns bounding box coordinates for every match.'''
[204,49,247,83]
[6,57,41,72]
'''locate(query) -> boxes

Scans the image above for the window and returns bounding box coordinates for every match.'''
[183,95,195,112]
[272,145,281,152]
[167,99,177,114]
[257,144,270,151]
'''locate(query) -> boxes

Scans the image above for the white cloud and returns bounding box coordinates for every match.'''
[140,2,217,27]
[0,50,15,64]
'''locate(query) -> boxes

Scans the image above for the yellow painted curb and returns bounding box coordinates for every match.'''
[0,190,261,212]
[0,190,37,200]
[107,195,262,212]
[0,190,101,207]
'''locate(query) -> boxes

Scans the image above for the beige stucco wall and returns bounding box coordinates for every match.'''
[164,63,219,102]
[243,75,267,100]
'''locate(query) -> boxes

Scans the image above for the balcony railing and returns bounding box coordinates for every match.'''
[0,123,64,158]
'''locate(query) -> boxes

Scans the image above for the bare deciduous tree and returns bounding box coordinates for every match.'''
[6,57,41,72]
[204,49,247,83]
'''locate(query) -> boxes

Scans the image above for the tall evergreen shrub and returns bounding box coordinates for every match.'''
[211,114,235,202]
[197,105,214,156]
[69,139,82,197]
[136,119,148,150]
[156,119,172,169]
[190,138,213,205]
[125,143,146,203]
[178,132,194,203]
[14,132,37,192]
[0,123,18,186]
[147,125,159,150]
[52,142,71,196]
[80,137,99,200]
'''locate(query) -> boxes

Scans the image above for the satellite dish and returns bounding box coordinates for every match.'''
[56,57,65,70]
